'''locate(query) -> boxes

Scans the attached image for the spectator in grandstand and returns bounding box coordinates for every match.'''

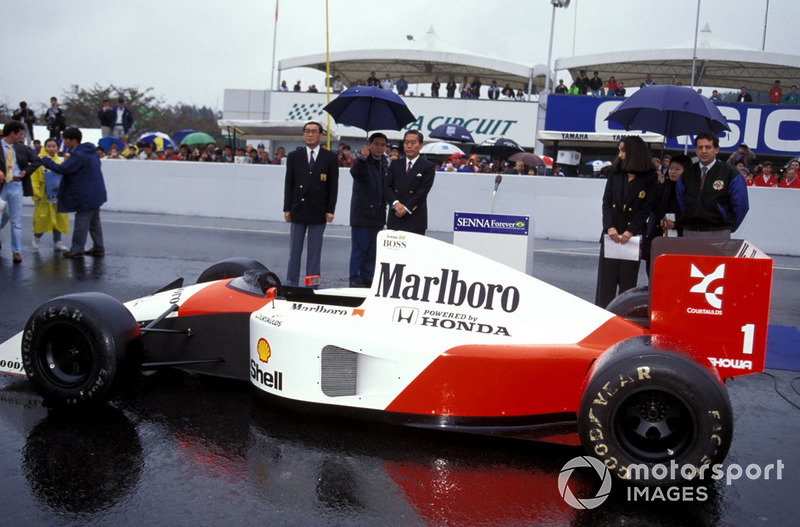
[737,86,753,103]
[769,80,783,103]
[431,76,440,97]
[381,74,394,91]
[574,70,590,95]
[783,85,800,104]
[753,161,777,187]
[396,75,408,96]
[588,71,603,96]
[446,76,457,98]
[779,166,800,188]
[488,80,500,100]
[726,143,756,169]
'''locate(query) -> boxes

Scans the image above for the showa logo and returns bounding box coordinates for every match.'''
[687,263,725,315]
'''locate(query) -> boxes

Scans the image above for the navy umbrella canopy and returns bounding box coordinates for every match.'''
[429,123,474,143]
[323,86,416,133]
[605,84,730,138]
[472,137,525,160]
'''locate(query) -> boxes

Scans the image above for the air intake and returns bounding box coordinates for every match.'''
[320,345,357,397]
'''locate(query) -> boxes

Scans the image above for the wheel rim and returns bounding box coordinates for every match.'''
[612,387,696,463]
[39,325,94,388]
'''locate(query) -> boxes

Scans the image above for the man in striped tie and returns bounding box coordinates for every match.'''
[676,131,749,239]
[384,130,436,236]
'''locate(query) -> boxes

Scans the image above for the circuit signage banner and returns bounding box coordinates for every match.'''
[544,94,800,155]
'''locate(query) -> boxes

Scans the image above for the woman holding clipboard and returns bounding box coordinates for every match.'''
[595,136,657,308]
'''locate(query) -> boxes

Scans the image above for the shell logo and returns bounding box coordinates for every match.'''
[257,338,272,363]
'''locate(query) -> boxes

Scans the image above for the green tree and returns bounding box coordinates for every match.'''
[55,84,222,143]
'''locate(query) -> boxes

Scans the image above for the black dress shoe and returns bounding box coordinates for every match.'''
[85,248,105,257]
[63,251,85,259]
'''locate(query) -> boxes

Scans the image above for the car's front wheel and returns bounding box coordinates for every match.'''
[22,293,143,406]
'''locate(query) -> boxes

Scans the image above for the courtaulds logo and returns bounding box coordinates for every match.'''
[689,263,725,309]
[257,338,272,363]
[558,456,612,509]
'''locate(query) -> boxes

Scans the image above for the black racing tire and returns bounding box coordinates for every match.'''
[197,257,268,283]
[578,342,732,485]
[605,286,650,329]
[21,293,143,406]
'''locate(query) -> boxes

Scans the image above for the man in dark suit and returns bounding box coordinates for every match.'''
[1,121,42,263]
[384,129,435,236]
[283,121,339,286]
[349,133,389,288]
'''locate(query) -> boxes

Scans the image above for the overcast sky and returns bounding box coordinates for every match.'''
[3,0,795,114]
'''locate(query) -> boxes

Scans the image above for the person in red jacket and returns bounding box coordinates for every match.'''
[779,167,800,188]
[753,161,778,187]
[768,80,783,104]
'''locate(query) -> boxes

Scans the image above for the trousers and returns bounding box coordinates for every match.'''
[72,208,104,253]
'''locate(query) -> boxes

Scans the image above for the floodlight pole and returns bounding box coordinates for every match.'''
[544,0,570,96]
[690,0,701,88]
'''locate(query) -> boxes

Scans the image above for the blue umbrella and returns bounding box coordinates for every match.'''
[605,84,730,138]
[138,132,176,151]
[323,86,416,133]
[173,129,196,144]
[429,123,474,143]
[98,136,124,152]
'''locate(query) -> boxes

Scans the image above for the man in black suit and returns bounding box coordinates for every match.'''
[384,129,435,236]
[283,121,339,286]
[737,86,753,103]
[1,121,42,263]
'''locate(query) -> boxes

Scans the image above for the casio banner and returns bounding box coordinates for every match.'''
[545,94,800,155]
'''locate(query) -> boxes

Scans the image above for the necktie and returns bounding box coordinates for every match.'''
[4,145,14,183]
[407,160,412,176]
[309,150,315,168]
[700,165,708,190]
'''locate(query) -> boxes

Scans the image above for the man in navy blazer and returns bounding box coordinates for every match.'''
[283,121,339,286]
[384,130,435,235]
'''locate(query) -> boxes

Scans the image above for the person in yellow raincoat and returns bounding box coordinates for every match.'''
[31,138,69,251]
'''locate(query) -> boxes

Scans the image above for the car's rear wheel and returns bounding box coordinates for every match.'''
[578,345,732,485]
[197,257,267,283]
[22,293,143,406]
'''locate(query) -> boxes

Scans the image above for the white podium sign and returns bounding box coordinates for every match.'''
[452,212,534,275]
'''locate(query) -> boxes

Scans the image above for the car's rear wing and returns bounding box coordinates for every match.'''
[650,238,772,379]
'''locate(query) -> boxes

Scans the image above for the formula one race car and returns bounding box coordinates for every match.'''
[0,231,773,484]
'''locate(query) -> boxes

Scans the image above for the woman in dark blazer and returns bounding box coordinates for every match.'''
[595,135,658,308]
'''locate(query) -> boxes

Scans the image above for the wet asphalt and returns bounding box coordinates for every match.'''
[0,209,798,526]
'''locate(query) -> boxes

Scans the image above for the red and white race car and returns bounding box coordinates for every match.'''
[0,231,772,484]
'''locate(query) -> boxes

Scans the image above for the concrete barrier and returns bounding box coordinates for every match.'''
[98,159,798,256]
